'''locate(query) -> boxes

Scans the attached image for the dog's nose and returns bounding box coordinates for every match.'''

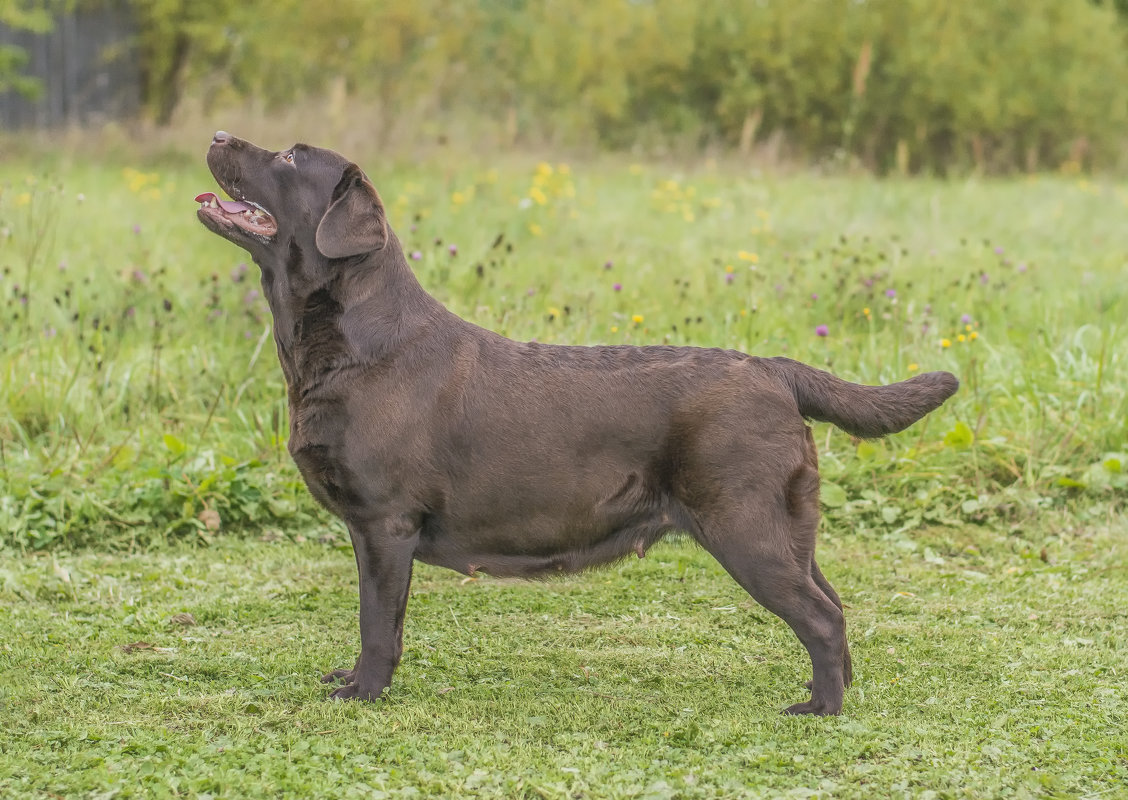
[212,131,230,145]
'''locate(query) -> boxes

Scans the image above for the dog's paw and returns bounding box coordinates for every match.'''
[321,667,356,684]
[328,681,387,702]
[783,698,842,716]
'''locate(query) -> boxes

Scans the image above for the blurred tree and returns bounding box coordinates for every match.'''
[0,0,56,97]
[129,0,240,124]
[22,0,1124,171]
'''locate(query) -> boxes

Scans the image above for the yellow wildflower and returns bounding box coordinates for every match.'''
[941,338,952,348]
[908,363,919,372]
[632,314,644,324]
[528,222,543,237]
[123,167,159,193]
[738,250,759,263]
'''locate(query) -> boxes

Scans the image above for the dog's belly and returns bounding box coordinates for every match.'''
[413,516,671,577]
[413,481,699,578]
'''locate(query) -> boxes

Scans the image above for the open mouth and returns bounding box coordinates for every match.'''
[195,192,278,238]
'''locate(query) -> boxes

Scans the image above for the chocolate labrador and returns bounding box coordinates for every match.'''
[196,132,958,715]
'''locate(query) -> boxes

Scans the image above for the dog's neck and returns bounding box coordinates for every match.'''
[255,229,448,390]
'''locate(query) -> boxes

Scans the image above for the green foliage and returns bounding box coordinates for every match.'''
[0,0,56,97]
[116,0,1128,171]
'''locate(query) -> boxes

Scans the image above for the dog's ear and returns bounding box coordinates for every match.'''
[316,164,388,259]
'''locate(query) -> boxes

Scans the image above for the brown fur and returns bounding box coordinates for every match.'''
[197,132,959,715]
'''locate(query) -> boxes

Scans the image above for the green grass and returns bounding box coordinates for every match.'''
[2,525,1125,798]
[0,154,1125,548]
[1,145,1127,796]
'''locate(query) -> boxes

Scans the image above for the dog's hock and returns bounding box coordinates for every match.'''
[316,164,389,259]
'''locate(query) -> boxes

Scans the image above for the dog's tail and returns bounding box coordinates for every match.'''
[766,357,959,439]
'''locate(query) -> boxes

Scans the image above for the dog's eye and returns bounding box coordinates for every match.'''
[282,151,295,164]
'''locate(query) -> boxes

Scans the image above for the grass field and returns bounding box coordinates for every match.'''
[1,143,1126,797]
[1,528,1125,798]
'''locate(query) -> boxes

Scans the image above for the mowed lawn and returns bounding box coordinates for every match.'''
[1,150,1126,797]
[2,528,1125,798]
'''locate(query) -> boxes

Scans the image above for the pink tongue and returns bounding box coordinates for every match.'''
[195,192,252,213]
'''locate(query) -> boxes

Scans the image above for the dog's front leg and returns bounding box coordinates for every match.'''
[325,516,418,701]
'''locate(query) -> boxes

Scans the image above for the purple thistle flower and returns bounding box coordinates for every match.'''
[994,246,1004,255]
[1017,262,1028,273]
[979,273,989,286]
[815,324,829,337]
[811,293,819,301]
[613,283,622,292]
[961,313,972,324]
[411,251,422,261]
[724,273,734,285]
[604,261,613,270]
[448,244,458,255]
[885,288,896,298]
[526,288,536,296]
[132,224,141,235]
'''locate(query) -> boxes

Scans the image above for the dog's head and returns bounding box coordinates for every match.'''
[196,131,388,261]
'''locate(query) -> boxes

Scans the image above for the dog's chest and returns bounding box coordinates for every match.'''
[288,437,359,518]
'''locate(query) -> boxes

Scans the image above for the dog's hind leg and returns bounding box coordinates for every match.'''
[810,558,852,687]
[694,461,847,715]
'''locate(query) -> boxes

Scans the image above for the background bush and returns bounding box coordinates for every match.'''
[122,0,1128,172]
[5,0,1127,171]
